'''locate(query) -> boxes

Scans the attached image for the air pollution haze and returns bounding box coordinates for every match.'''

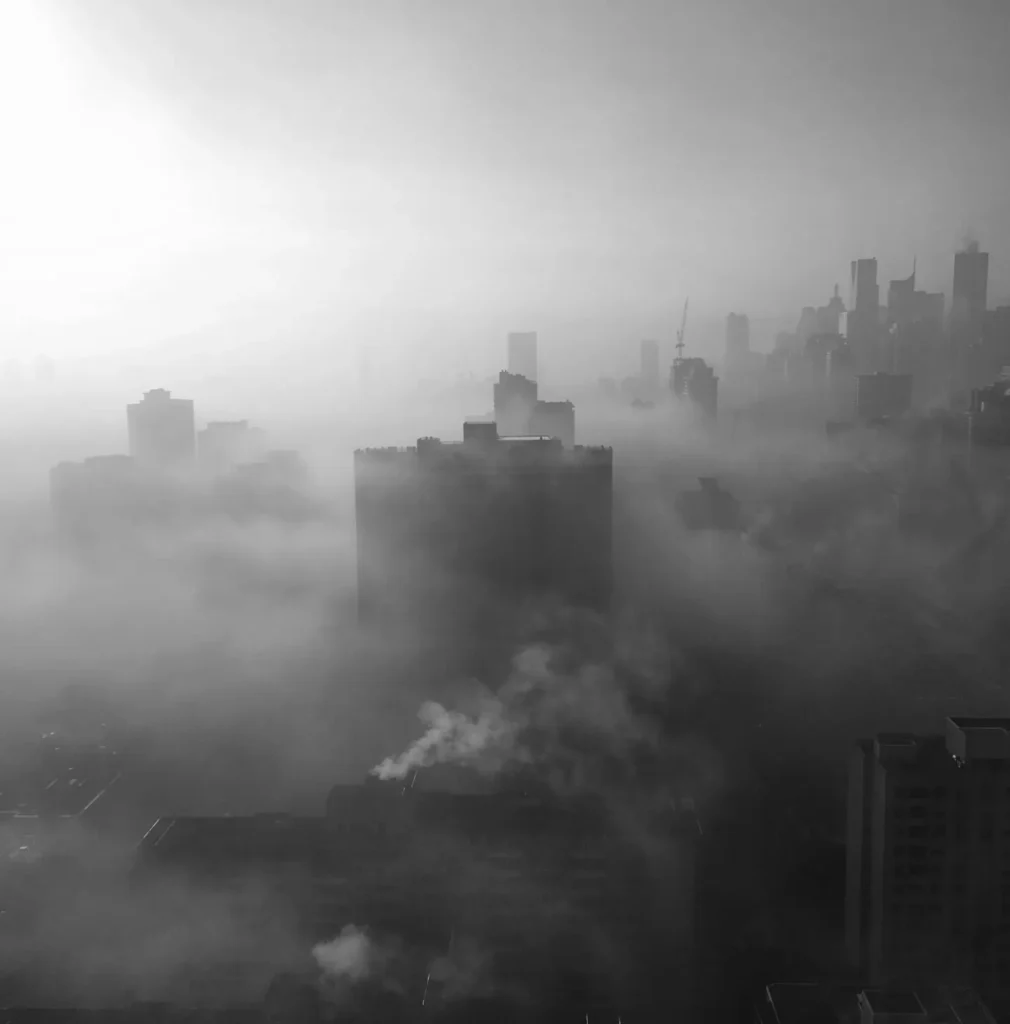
[2,0,1010,1021]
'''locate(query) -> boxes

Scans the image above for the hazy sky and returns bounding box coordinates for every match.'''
[3,0,1010,373]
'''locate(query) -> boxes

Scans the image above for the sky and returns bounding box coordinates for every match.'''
[2,0,1010,376]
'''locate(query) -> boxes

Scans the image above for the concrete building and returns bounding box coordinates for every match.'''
[968,380,1010,448]
[506,331,538,382]
[855,372,913,421]
[952,245,990,348]
[671,357,718,420]
[354,426,612,626]
[530,400,575,448]
[126,389,196,470]
[492,370,575,446]
[492,370,537,437]
[846,719,1010,1020]
[848,259,883,373]
[197,420,266,475]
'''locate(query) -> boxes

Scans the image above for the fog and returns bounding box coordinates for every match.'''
[1,0,1010,1018]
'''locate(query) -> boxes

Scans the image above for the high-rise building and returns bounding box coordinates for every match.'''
[493,370,538,436]
[846,719,1010,1020]
[126,389,196,470]
[530,400,575,448]
[197,420,267,475]
[952,246,990,345]
[640,339,660,386]
[848,259,882,373]
[354,426,612,626]
[492,371,576,446]
[507,331,538,382]
[671,358,718,420]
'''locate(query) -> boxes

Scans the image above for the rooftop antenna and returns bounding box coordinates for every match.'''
[675,298,690,361]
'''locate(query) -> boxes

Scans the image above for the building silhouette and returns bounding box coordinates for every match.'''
[354,425,612,627]
[846,719,1010,1020]
[507,331,538,382]
[126,389,196,470]
[848,259,882,372]
[671,357,718,420]
[492,371,575,446]
[952,245,990,348]
[197,420,266,475]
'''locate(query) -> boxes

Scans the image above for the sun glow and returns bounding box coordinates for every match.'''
[0,1,227,339]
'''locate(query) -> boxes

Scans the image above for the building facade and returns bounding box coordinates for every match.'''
[126,389,196,470]
[506,332,538,383]
[354,426,613,627]
[846,719,1010,1020]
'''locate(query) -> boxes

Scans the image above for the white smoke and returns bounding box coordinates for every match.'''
[371,626,670,787]
[312,925,376,984]
[370,698,518,781]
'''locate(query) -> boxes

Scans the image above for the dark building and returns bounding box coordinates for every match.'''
[530,400,575,448]
[197,421,266,475]
[952,245,990,348]
[354,427,613,626]
[671,357,718,420]
[132,774,697,1022]
[855,373,912,421]
[214,450,313,522]
[968,380,1010,448]
[848,259,883,373]
[846,720,1010,1020]
[506,331,538,383]
[126,389,196,470]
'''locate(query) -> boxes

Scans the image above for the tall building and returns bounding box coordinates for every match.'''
[641,339,661,386]
[354,426,612,626]
[507,331,538,382]
[671,357,718,420]
[530,400,575,448]
[197,420,266,475]
[848,259,882,373]
[952,245,990,347]
[493,370,538,436]
[126,389,196,470]
[846,719,1010,1020]
[492,370,576,446]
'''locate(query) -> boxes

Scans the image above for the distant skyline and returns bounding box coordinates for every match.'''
[3,0,1010,378]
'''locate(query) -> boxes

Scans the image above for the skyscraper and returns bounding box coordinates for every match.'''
[848,259,882,372]
[354,427,612,627]
[507,332,538,382]
[725,314,750,362]
[952,245,989,346]
[126,389,196,469]
[846,719,1010,1019]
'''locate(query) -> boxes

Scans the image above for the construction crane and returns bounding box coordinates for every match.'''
[674,298,689,362]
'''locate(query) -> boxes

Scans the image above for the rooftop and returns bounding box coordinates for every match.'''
[861,989,924,1015]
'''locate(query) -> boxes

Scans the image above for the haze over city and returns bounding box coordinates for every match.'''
[4,2,1010,1023]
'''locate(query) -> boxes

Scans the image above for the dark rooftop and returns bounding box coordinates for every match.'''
[861,989,925,1015]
